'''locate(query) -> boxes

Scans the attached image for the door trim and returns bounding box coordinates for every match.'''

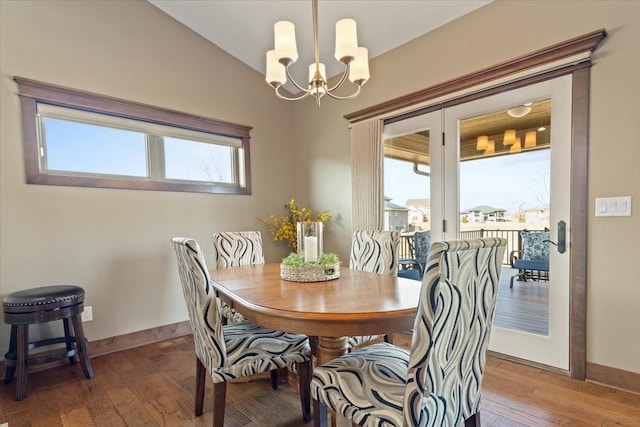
[570,67,590,380]
[345,29,606,124]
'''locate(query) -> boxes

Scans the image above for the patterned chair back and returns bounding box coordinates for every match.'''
[521,230,550,261]
[172,238,226,372]
[212,231,265,268]
[349,230,400,276]
[403,237,507,426]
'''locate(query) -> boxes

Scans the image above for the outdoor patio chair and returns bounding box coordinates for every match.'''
[348,230,400,348]
[311,237,507,427]
[398,230,431,281]
[172,237,312,426]
[510,229,550,288]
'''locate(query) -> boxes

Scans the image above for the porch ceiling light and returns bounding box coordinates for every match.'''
[503,129,516,146]
[510,137,522,153]
[476,135,488,151]
[524,131,537,148]
[507,102,533,118]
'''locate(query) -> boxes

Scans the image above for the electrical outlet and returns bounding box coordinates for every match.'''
[81,306,93,322]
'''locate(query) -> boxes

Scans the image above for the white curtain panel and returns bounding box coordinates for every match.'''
[350,119,384,231]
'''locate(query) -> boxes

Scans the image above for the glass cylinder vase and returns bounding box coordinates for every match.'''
[297,221,323,263]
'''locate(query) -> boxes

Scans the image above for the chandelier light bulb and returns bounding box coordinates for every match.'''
[265,50,286,87]
[335,19,358,63]
[274,21,298,65]
[349,48,370,84]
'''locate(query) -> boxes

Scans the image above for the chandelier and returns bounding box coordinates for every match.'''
[265,0,370,106]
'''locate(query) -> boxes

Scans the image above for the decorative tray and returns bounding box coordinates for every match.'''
[280,262,340,282]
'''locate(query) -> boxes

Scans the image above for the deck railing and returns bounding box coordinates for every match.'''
[399,228,547,266]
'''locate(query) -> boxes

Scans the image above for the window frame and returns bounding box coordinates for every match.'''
[15,77,252,195]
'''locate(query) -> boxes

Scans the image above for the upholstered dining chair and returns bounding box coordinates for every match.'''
[347,230,400,348]
[211,231,265,324]
[311,237,507,427]
[171,237,312,427]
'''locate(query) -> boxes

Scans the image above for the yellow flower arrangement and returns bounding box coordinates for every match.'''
[259,199,331,252]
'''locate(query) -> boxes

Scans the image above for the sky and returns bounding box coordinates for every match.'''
[384,149,550,213]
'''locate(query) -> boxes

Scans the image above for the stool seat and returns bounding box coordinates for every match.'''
[4,285,85,316]
[3,285,94,400]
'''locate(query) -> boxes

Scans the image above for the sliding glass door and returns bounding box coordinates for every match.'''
[384,76,572,370]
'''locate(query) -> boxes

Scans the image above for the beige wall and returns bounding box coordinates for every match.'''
[296,1,640,374]
[1,0,638,378]
[0,1,297,351]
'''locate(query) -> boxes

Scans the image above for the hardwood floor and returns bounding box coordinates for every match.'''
[2,333,639,426]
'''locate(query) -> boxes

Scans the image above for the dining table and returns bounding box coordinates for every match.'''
[208,262,421,365]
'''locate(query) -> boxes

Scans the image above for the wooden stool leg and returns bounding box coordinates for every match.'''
[70,314,93,379]
[16,324,28,401]
[63,318,76,365]
[3,325,17,383]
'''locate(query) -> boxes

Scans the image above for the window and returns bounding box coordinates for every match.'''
[16,77,251,194]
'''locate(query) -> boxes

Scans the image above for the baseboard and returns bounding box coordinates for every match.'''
[488,351,640,395]
[487,350,570,376]
[587,362,640,395]
[88,320,192,357]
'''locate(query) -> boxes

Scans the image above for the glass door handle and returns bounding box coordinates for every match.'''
[544,220,566,254]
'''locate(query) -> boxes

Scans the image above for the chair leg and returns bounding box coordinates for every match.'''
[195,358,206,416]
[510,271,518,289]
[3,325,17,384]
[464,411,481,427]
[270,369,278,389]
[384,333,393,344]
[329,410,337,427]
[212,381,227,427]
[16,324,28,401]
[298,360,311,422]
[63,318,76,365]
[70,314,94,379]
[312,398,322,427]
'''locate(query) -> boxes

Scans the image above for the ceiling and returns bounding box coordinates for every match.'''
[147,0,492,92]
[384,99,552,166]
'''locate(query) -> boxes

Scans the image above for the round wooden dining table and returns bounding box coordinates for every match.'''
[208,263,421,365]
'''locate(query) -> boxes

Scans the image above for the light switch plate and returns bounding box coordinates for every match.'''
[595,196,632,217]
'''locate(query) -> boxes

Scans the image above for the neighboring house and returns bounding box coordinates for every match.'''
[462,205,507,223]
[405,198,430,225]
[520,205,550,226]
[383,196,410,232]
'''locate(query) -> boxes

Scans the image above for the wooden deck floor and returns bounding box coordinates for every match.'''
[2,333,639,426]
[494,266,549,335]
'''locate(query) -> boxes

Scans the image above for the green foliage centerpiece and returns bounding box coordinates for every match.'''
[280,252,341,282]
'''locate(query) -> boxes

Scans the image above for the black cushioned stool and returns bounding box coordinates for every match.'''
[3,285,94,400]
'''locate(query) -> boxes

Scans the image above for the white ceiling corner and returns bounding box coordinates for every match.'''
[147,0,493,92]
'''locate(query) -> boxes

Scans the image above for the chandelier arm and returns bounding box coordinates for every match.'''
[325,85,361,101]
[274,86,312,102]
[284,66,311,93]
[325,64,351,93]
